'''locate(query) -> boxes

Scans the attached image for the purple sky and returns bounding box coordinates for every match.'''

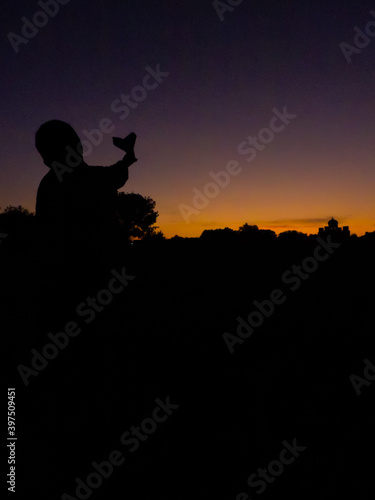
[1,0,375,237]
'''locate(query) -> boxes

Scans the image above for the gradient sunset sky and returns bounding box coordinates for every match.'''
[1,0,375,237]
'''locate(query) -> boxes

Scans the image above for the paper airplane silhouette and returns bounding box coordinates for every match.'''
[112,132,137,153]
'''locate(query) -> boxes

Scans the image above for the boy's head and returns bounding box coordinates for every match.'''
[35,120,83,167]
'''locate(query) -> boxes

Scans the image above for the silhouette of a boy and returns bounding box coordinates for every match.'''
[35,120,136,233]
[34,120,137,301]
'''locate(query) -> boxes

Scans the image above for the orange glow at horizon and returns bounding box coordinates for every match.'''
[159,218,373,239]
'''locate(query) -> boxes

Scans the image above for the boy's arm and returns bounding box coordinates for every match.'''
[108,152,137,189]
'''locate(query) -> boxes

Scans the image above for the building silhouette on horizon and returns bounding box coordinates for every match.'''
[318,217,350,240]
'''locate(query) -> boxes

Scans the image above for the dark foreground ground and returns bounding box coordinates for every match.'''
[3,233,375,500]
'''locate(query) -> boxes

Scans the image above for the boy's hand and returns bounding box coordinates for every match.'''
[125,153,137,166]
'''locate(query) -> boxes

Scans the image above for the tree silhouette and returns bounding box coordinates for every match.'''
[200,227,236,242]
[0,205,34,234]
[238,223,276,244]
[239,223,259,233]
[116,192,161,240]
[278,230,309,242]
